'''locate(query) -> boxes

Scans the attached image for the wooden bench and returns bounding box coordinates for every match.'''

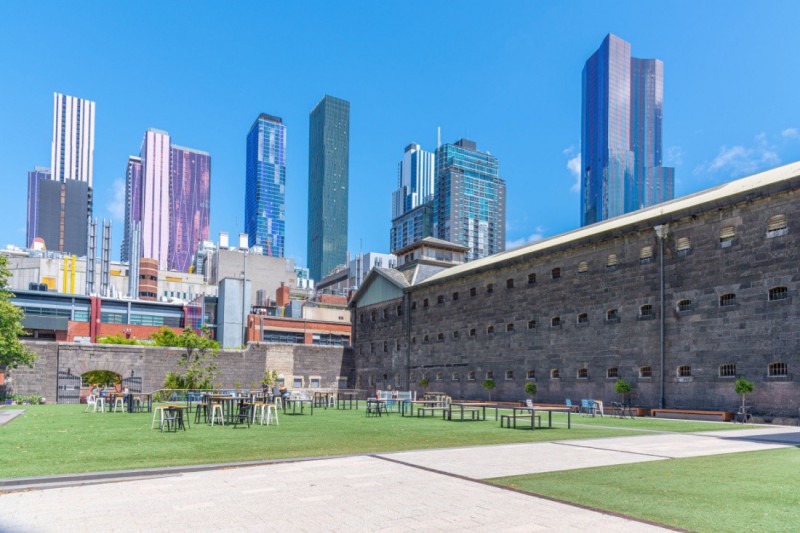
[650,408,734,422]
[416,407,448,418]
[500,413,542,429]
[448,407,480,421]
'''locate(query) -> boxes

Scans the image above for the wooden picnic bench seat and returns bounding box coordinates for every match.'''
[650,408,734,422]
[500,413,542,428]
[416,406,448,418]
[448,407,481,421]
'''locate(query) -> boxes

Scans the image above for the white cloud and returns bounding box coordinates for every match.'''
[567,153,581,193]
[664,146,684,167]
[695,132,781,178]
[107,178,126,221]
[782,128,798,139]
[506,226,545,250]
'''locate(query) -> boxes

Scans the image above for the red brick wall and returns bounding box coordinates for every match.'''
[65,321,182,342]
[246,315,351,343]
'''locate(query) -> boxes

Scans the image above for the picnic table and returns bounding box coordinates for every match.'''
[206,395,249,424]
[336,391,360,410]
[402,399,445,417]
[446,402,500,421]
[502,406,571,430]
[284,397,314,415]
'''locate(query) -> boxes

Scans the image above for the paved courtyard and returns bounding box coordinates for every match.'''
[2,426,797,532]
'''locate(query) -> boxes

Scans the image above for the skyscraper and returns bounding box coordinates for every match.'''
[245,113,286,257]
[121,156,142,262]
[26,166,50,248]
[51,92,95,187]
[139,129,171,268]
[35,178,90,256]
[390,143,435,253]
[434,139,506,261]
[307,95,350,281]
[581,34,674,226]
[169,145,211,271]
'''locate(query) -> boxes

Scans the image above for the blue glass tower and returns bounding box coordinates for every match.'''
[434,139,506,261]
[245,113,286,257]
[581,34,674,226]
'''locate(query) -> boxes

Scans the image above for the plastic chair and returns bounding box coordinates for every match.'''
[565,399,574,412]
[580,399,591,415]
[85,395,97,413]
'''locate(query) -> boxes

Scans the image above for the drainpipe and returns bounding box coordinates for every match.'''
[654,224,669,409]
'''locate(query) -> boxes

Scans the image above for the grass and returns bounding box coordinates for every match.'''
[489,448,800,533]
[0,404,745,478]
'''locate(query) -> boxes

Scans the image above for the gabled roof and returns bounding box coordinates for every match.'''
[419,160,800,288]
[348,267,409,307]
[393,236,469,256]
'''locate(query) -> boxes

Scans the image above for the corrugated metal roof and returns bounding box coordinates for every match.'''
[422,160,800,286]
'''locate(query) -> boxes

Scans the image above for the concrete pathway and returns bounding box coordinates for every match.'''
[0,409,25,426]
[2,425,797,532]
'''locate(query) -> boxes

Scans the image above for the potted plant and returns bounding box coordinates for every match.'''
[614,379,632,406]
[525,381,537,403]
[735,377,754,409]
[482,379,496,401]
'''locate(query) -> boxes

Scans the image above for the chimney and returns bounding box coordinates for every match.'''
[276,282,290,307]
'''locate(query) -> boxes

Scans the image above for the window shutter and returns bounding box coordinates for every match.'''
[767,214,787,231]
[676,237,691,251]
[607,254,618,267]
[719,226,735,240]
[640,246,653,259]
[577,261,588,273]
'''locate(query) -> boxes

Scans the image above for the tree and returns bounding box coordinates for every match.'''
[482,379,496,401]
[97,334,140,345]
[157,327,220,390]
[0,254,36,369]
[261,369,279,389]
[525,381,537,400]
[735,377,754,409]
[82,370,121,386]
[614,379,632,405]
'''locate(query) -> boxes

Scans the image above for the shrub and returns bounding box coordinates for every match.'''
[525,381,537,398]
[735,377,754,408]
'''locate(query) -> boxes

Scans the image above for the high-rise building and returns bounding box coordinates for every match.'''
[139,129,171,269]
[581,34,674,226]
[169,145,211,272]
[390,143,435,253]
[121,156,142,262]
[51,93,96,187]
[307,95,350,280]
[433,139,506,261]
[245,113,286,257]
[26,167,50,247]
[35,178,90,256]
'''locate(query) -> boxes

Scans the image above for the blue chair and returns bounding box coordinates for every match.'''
[565,399,574,412]
[580,399,591,415]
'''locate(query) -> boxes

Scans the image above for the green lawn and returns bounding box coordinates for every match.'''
[490,448,800,533]
[0,404,745,478]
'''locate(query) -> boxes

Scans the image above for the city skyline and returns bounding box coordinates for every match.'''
[2,3,800,268]
[581,34,674,226]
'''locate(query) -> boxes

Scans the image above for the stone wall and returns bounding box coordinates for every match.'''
[352,184,800,417]
[5,341,354,401]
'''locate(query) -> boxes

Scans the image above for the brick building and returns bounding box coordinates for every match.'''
[350,162,800,417]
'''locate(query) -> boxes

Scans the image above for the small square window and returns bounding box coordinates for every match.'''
[506,323,514,332]
[451,372,460,382]
[677,299,692,312]
[577,368,588,379]
[485,370,494,380]
[551,268,561,280]
[437,295,444,305]
[527,320,536,329]
[506,278,514,289]
[452,330,460,339]
[769,286,788,301]
[677,365,692,377]
[526,369,536,380]
[720,293,736,307]
[719,364,736,377]
[606,367,618,379]
[487,325,495,335]
[640,366,652,378]
[469,328,476,337]
[505,370,514,380]
[486,283,494,294]
[452,292,459,301]
[577,313,588,325]
[551,316,561,327]
[467,371,476,381]
[550,369,560,380]
[528,273,536,284]
[470,287,477,297]
[768,362,787,377]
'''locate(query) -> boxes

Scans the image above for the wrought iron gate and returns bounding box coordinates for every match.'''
[121,376,142,393]
[57,370,81,404]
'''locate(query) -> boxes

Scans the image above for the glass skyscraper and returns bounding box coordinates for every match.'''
[390,143,435,252]
[169,145,211,272]
[581,33,674,226]
[121,156,142,262]
[245,113,286,257]
[26,166,50,248]
[307,95,350,281]
[434,139,506,261]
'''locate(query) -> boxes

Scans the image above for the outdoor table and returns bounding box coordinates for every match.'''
[403,399,446,417]
[123,392,152,413]
[208,395,247,424]
[446,402,499,421]
[312,391,335,408]
[336,391,360,410]
[284,398,314,415]
[506,406,571,430]
[164,404,190,429]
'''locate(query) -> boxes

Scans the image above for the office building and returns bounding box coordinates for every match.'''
[35,178,90,256]
[169,145,211,272]
[433,139,506,261]
[51,93,95,187]
[390,143,435,252]
[581,33,674,226]
[245,113,286,257]
[121,156,142,262]
[26,167,50,248]
[307,95,350,280]
[139,129,171,269]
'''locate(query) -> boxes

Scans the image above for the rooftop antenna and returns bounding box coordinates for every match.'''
[437,127,441,148]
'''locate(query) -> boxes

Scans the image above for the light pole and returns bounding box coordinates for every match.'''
[654,224,669,409]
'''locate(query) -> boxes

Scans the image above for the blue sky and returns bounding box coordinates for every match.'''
[1,1,799,267]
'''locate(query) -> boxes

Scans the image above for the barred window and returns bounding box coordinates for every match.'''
[437,295,444,305]
[577,368,589,379]
[607,308,620,322]
[577,261,588,273]
[677,365,692,377]
[767,214,788,237]
[551,267,561,280]
[526,369,536,380]
[487,325,495,335]
[676,237,691,256]
[769,286,788,301]
[451,372,460,382]
[527,319,537,329]
[505,370,514,380]
[467,371,476,381]
[607,367,619,379]
[469,328,476,337]
[640,246,653,263]
[528,273,537,284]
[607,254,618,268]
[677,299,692,312]
[452,330,460,339]
[720,293,737,307]
[577,312,589,324]
[452,292,459,301]
[719,364,736,377]
[640,366,652,378]
[640,304,653,318]
[551,316,561,327]
[506,278,514,289]
[720,225,735,247]
[486,370,494,380]
[768,362,788,377]
[437,332,444,341]
[506,323,514,332]
[550,368,560,379]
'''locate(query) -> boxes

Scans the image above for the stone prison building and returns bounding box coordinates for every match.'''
[350,161,800,418]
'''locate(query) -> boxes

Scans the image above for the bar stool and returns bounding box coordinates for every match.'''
[264,403,279,426]
[113,396,125,413]
[251,402,267,424]
[194,402,209,424]
[95,397,106,413]
[151,405,168,429]
[210,403,224,426]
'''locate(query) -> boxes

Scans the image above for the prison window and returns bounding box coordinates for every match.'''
[451,372,460,382]
[452,330,460,339]
[360,313,365,324]
[607,367,619,379]
[395,339,401,351]
[370,342,375,354]
[423,298,429,308]
[506,278,514,289]
[639,366,653,378]
[720,293,736,307]
[577,312,588,325]
[677,299,693,312]
[467,371,476,381]
[720,225,736,247]
[452,292,459,301]
[437,332,444,341]
[640,246,653,263]
[769,286,788,301]
[768,362,788,377]
[719,364,736,377]
[411,301,417,310]
[437,295,444,305]
[506,323,514,332]
[470,287,477,297]
[371,311,376,321]
[551,267,561,279]
[676,237,691,257]
[550,368,560,379]
[607,254,618,268]
[486,370,494,380]
[435,372,443,382]
[640,304,654,318]
[527,319,537,329]
[577,261,588,273]
[551,316,561,327]
[423,335,429,343]
[409,373,416,382]
[767,214,788,238]
[577,368,589,379]
[505,370,514,380]
[411,336,416,344]
[528,273,537,284]
[487,325,495,335]
[487,283,494,293]
[677,365,692,377]
[607,308,620,322]
[526,369,536,380]
[396,305,403,316]
[469,328,476,337]
[383,308,388,319]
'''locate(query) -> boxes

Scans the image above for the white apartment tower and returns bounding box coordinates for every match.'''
[51,92,96,187]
